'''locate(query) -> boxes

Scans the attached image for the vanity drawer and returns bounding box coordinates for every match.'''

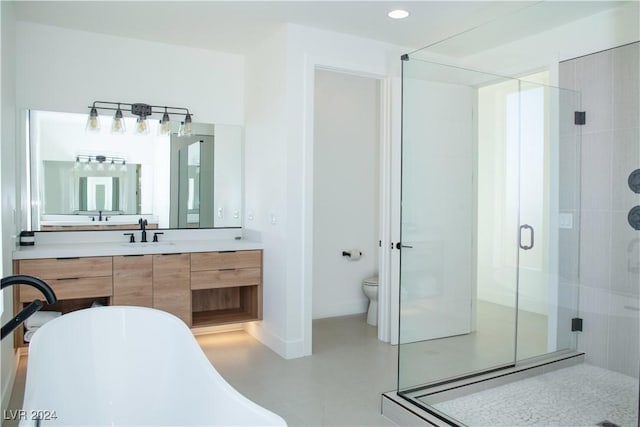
[191,268,261,290]
[17,257,113,279]
[18,276,113,302]
[191,250,261,271]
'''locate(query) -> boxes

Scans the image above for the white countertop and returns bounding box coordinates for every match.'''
[13,238,263,260]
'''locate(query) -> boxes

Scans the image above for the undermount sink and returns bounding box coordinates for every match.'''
[120,242,176,248]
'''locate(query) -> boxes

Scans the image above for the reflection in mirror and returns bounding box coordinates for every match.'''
[213,125,243,228]
[43,160,140,215]
[171,134,209,228]
[28,110,243,230]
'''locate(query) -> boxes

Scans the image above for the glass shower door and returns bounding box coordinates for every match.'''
[397,59,582,394]
[515,79,582,362]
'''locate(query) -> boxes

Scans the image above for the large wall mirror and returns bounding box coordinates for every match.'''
[28,110,243,230]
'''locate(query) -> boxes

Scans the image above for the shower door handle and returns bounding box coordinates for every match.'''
[519,224,534,250]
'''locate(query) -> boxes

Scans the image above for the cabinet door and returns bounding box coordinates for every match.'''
[113,255,153,307]
[152,253,191,325]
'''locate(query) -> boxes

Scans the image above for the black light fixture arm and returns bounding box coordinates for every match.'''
[88,101,191,117]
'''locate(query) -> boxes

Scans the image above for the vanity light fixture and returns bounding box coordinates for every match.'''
[75,154,126,171]
[388,9,410,19]
[87,101,193,136]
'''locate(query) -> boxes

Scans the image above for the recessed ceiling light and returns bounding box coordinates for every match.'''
[388,9,409,19]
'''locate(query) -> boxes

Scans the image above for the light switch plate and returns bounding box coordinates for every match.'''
[559,213,573,229]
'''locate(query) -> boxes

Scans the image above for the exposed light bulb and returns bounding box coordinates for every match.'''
[159,110,171,135]
[135,116,149,135]
[108,159,117,171]
[111,107,126,134]
[179,113,193,136]
[86,107,101,132]
[120,160,127,171]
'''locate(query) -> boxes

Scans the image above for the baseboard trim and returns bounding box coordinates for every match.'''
[244,321,308,359]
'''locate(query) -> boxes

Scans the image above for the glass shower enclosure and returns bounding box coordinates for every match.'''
[397,57,588,423]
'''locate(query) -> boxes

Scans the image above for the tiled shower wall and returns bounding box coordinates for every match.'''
[560,42,640,378]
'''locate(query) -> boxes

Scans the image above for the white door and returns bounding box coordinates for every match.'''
[399,76,474,343]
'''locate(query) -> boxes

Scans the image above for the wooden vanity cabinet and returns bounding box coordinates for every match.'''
[12,256,113,347]
[12,249,262,346]
[152,253,191,326]
[113,255,153,307]
[190,250,263,327]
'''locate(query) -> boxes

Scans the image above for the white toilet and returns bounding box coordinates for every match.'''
[362,275,379,326]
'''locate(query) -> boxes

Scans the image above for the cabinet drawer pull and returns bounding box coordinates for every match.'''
[159,253,183,256]
[123,254,145,257]
[56,257,80,260]
[218,251,237,253]
[57,277,79,281]
[218,268,236,272]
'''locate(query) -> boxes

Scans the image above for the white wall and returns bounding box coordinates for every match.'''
[1,0,19,413]
[312,69,379,319]
[243,27,293,357]
[244,24,402,358]
[15,22,244,125]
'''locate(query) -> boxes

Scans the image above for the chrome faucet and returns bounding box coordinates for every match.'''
[138,218,148,243]
[1,275,57,341]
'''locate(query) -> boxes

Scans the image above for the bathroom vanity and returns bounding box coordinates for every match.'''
[12,233,263,348]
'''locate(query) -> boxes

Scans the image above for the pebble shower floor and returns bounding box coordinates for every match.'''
[431,364,638,426]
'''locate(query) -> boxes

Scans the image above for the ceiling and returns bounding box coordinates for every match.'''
[11,1,628,56]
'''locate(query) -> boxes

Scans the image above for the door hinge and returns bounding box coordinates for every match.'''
[571,317,583,332]
[574,111,586,125]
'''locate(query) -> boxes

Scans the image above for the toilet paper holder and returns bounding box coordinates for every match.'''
[342,250,362,259]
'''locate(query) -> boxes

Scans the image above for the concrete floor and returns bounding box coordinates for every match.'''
[2,302,555,427]
[5,314,398,427]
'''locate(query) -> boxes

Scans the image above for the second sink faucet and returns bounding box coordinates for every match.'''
[138,218,148,243]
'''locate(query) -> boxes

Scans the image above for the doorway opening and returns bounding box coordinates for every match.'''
[311,69,383,345]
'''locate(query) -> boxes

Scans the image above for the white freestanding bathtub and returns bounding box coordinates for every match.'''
[20,306,287,426]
